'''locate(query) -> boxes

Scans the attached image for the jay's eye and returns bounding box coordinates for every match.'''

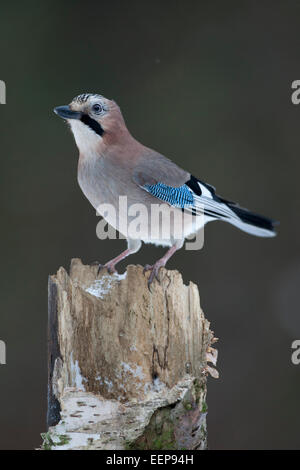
[92,103,102,114]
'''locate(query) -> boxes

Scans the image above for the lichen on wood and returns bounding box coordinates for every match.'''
[45,258,218,450]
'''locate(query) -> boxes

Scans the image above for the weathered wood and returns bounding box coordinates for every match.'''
[44,258,218,450]
[47,278,61,427]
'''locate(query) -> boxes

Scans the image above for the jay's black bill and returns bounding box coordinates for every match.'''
[54,105,104,136]
[54,105,82,120]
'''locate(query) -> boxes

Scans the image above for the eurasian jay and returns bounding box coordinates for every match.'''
[54,93,276,285]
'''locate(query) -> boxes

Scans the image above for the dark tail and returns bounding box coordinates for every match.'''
[226,203,277,238]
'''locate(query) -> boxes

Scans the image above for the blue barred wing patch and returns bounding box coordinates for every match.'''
[144,182,194,208]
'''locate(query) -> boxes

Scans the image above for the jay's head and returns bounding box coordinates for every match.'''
[54,93,127,154]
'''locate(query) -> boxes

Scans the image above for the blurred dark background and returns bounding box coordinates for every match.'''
[0,0,299,449]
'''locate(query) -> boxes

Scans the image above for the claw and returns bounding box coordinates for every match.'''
[143,264,152,275]
[96,263,117,277]
[97,264,105,276]
[106,264,117,274]
[155,266,163,282]
[148,268,156,288]
[144,263,164,290]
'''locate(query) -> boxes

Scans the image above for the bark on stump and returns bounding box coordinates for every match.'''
[45,258,218,450]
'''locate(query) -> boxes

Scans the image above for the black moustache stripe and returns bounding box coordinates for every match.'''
[80,114,104,137]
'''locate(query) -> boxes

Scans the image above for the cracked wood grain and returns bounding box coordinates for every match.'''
[45,258,218,450]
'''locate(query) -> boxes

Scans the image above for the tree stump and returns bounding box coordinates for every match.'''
[44,258,218,450]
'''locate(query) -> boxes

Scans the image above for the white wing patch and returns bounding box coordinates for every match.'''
[197,181,214,199]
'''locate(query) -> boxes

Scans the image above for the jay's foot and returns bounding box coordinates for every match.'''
[143,244,179,289]
[96,248,132,277]
[143,261,165,289]
[97,262,118,276]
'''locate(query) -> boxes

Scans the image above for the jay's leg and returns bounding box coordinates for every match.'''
[98,239,142,275]
[144,240,183,287]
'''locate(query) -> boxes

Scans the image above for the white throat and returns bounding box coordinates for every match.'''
[69,120,102,156]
